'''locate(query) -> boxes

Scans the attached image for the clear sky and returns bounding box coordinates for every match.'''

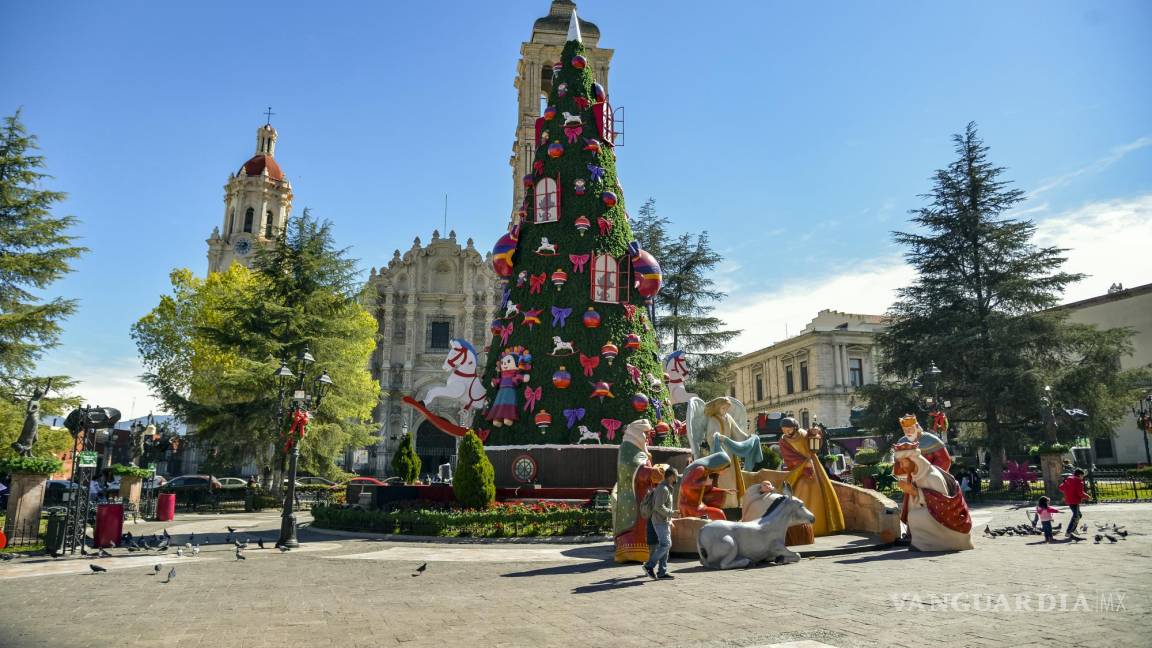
[2,0,1150,417]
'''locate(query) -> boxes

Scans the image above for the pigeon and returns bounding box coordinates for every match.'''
[176,548,184,558]
[89,564,107,573]
[153,563,162,574]
[983,525,992,537]
[227,526,237,534]
[1118,529,1128,538]
[412,563,427,577]
[162,528,171,541]
[151,533,160,544]
[184,542,192,549]
[164,567,176,583]
[0,553,13,562]
[278,545,290,553]
[192,545,200,557]
[97,548,112,558]
[1105,534,1118,543]
[189,532,195,544]
[235,548,246,561]
[1081,524,1088,533]
[235,540,248,550]
[156,545,169,554]
[1094,535,1103,544]
[257,538,265,550]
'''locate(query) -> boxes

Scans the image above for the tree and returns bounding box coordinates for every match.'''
[0,110,86,401]
[631,199,740,401]
[874,122,1142,487]
[133,211,379,483]
[453,430,495,508]
[391,433,420,484]
[478,32,674,445]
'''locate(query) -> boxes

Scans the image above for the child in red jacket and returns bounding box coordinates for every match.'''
[1058,469,1091,537]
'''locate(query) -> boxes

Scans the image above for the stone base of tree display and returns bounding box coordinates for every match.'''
[1039,450,1065,499]
[119,475,142,508]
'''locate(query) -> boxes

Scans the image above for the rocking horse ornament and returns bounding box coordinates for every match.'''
[400,339,490,441]
[663,351,698,405]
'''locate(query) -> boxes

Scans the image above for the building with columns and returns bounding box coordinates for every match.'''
[724,310,888,433]
[510,0,612,221]
[206,123,293,273]
[360,231,499,475]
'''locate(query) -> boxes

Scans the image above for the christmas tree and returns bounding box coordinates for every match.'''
[480,14,673,446]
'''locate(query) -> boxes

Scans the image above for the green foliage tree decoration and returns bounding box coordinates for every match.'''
[479,32,674,445]
[453,430,495,509]
[391,433,421,484]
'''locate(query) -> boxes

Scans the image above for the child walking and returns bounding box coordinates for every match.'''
[1033,496,1061,543]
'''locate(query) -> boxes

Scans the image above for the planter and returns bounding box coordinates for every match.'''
[3,471,50,542]
[119,475,143,507]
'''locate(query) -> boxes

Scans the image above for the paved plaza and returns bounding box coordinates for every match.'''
[0,503,1148,648]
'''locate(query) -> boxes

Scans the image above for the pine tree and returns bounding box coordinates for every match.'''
[0,110,86,393]
[391,433,421,484]
[479,27,673,445]
[453,430,495,508]
[878,122,1120,487]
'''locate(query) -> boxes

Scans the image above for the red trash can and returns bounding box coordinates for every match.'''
[155,493,176,522]
[94,503,123,548]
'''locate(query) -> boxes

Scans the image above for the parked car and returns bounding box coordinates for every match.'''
[217,477,249,490]
[161,475,223,509]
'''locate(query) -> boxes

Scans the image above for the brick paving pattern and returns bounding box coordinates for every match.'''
[0,503,1147,648]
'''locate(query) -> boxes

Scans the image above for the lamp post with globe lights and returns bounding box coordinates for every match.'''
[274,348,333,548]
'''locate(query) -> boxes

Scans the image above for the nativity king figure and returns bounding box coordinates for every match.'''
[893,440,974,552]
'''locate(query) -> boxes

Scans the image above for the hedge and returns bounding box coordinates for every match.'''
[0,456,63,475]
[110,464,153,479]
[853,448,883,466]
[310,502,611,538]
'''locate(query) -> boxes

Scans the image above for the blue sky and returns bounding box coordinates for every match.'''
[2,0,1150,415]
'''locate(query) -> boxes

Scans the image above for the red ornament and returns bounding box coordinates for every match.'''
[522,174,534,188]
[583,139,601,153]
[543,106,557,121]
[601,191,618,207]
[552,367,572,389]
[582,307,601,329]
[491,226,520,278]
[631,393,650,412]
[574,216,591,236]
[591,381,614,401]
[600,342,619,365]
[624,333,641,350]
[655,421,671,434]
[551,268,568,290]
[547,142,564,158]
[535,409,553,432]
[571,55,587,69]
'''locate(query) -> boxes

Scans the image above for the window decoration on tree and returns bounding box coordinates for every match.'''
[533,176,560,224]
[591,254,629,304]
[592,103,623,147]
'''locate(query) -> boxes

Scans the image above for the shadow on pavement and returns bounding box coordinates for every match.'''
[834,549,950,564]
[571,576,648,594]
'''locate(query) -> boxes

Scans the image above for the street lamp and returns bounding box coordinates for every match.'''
[274,348,333,549]
[1133,393,1152,465]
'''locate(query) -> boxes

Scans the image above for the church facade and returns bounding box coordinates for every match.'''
[361,232,499,475]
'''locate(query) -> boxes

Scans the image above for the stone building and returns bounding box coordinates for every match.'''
[510,0,612,221]
[206,123,293,273]
[1050,282,1152,465]
[361,231,499,475]
[725,310,888,433]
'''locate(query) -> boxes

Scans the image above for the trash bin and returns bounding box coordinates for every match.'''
[94,503,123,548]
[155,493,176,522]
[44,507,67,555]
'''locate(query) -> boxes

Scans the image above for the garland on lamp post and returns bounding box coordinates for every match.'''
[273,347,333,549]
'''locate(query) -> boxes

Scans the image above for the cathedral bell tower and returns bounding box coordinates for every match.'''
[206,122,294,273]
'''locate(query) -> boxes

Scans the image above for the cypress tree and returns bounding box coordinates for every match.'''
[453,430,495,508]
[480,24,674,445]
[391,432,421,484]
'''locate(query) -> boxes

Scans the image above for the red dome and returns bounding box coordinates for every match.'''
[240,154,284,181]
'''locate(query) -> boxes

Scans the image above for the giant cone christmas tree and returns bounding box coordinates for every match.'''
[481,16,672,446]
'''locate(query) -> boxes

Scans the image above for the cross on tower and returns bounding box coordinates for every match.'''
[264,106,275,125]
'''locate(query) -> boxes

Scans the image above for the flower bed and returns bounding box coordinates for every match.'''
[310,501,611,538]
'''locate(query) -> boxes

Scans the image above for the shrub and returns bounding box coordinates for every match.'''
[391,433,421,483]
[0,456,63,475]
[309,502,611,538]
[453,430,495,509]
[853,448,883,466]
[852,464,879,484]
[1129,466,1152,483]
[758,445,782,470]
[109,464,153,479]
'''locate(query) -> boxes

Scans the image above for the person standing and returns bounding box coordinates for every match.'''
[643,467,678,580]
[1059,468,1091,537]
[1033,496,1062,543]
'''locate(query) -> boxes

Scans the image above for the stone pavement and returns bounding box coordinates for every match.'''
[0,503,1147,648]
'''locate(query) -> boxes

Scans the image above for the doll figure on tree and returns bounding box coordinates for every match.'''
[487,347,532,427]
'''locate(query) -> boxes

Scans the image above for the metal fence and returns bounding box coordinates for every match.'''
[1,515,45,551]
[881,470,1152,505]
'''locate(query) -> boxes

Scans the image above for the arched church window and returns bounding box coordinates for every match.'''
[243,207,254,233]
[591,254,629,304]
[264,210,274,238]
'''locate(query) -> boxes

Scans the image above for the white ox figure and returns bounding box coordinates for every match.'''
[422,339,486,413]
[663,351,698,405]
[697,483,815,570]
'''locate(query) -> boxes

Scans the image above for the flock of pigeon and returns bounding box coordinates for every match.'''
[983,521,1131,544]
[85,525,290,580]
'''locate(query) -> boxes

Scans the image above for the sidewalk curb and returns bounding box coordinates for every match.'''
[302,524,611,545]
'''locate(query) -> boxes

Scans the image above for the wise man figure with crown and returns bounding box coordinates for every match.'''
[898,414,952,472]
[893,437,974,552]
